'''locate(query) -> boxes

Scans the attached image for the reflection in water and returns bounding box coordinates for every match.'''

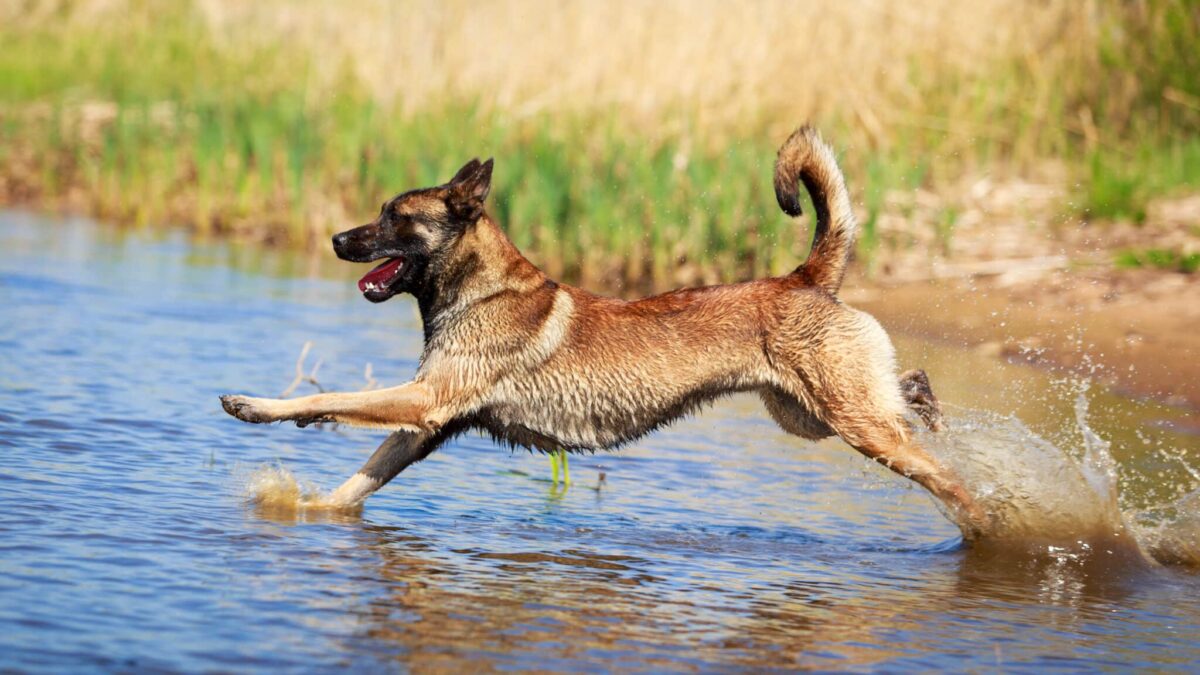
[327,504,1187,671]
[357,525,676,671]
[2,212,1200,671]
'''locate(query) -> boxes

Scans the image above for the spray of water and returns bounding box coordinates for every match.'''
[922,382,1199,568]
[1131,490,1200,567]
[242,464,362,521]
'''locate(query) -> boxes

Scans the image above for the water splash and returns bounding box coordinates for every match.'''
[242,464,362,523]
[922,384,1198,567]
[1132,489,1200,567]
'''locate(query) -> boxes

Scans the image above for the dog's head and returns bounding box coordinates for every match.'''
[332,158,493,303]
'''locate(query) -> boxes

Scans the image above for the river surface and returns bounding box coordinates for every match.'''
[1,211,1198,671]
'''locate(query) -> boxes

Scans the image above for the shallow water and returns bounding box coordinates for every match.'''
[1,211,1198,671]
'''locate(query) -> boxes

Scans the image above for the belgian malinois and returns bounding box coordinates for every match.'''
[221,126,987,539]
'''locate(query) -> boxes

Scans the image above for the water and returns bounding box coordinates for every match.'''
[1,211,1198,671]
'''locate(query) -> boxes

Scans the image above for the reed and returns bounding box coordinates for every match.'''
[1,0,1196,288]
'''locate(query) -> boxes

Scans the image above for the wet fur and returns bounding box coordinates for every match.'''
[221,126,984,539]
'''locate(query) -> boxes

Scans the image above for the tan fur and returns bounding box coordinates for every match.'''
[774,126,857,293]
[221,128,987,540]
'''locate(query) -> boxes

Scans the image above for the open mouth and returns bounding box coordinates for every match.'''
[357,257,405,295]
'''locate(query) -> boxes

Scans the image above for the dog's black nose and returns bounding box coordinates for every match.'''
[332,232,350,253]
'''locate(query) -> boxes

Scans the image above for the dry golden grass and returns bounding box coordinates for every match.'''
[191,0,1080,148]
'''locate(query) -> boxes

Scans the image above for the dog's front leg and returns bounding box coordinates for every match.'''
[326,430,445,505]
[220,381,448,432]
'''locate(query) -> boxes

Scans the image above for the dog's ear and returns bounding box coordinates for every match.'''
[446,157,493,222]
[449,158,482,186]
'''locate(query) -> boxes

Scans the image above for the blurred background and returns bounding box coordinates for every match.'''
[2,0,1197,286]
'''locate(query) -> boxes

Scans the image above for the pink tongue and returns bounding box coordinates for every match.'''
[358,258,404,292]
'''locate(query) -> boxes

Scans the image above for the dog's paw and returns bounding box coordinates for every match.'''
[220,395,273,424]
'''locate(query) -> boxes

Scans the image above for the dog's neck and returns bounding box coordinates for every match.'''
[416,213,547,341]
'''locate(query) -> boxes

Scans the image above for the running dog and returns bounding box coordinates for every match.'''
[221,126,987,539]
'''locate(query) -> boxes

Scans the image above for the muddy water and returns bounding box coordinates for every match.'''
[1,211,1198,671]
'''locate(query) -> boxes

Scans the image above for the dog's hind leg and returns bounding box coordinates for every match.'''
[899,369,944,432]
[327,429,447,505]
[863,436,986,540]
[764,381,985,538]
[835,414,987,540]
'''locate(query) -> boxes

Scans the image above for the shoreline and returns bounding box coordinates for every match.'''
[849,271,1200,415]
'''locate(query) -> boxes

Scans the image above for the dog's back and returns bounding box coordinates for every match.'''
[476,278,846,450]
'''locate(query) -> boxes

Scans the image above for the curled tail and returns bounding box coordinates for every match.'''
[773,125,856,295]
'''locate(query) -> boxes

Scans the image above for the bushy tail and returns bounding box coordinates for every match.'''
[773,126,856,295]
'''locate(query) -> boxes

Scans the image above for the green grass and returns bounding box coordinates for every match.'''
[1114,248,1200,274]
[1078,0,1200,223]
[1,0,1198,288]
[1084,139,1200,223]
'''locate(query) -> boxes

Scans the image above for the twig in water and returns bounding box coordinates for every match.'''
[361,363,378,391]
[281,341,326,397]
[278,343,380,433]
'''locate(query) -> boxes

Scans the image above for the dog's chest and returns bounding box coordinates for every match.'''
[483,373,650,448]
